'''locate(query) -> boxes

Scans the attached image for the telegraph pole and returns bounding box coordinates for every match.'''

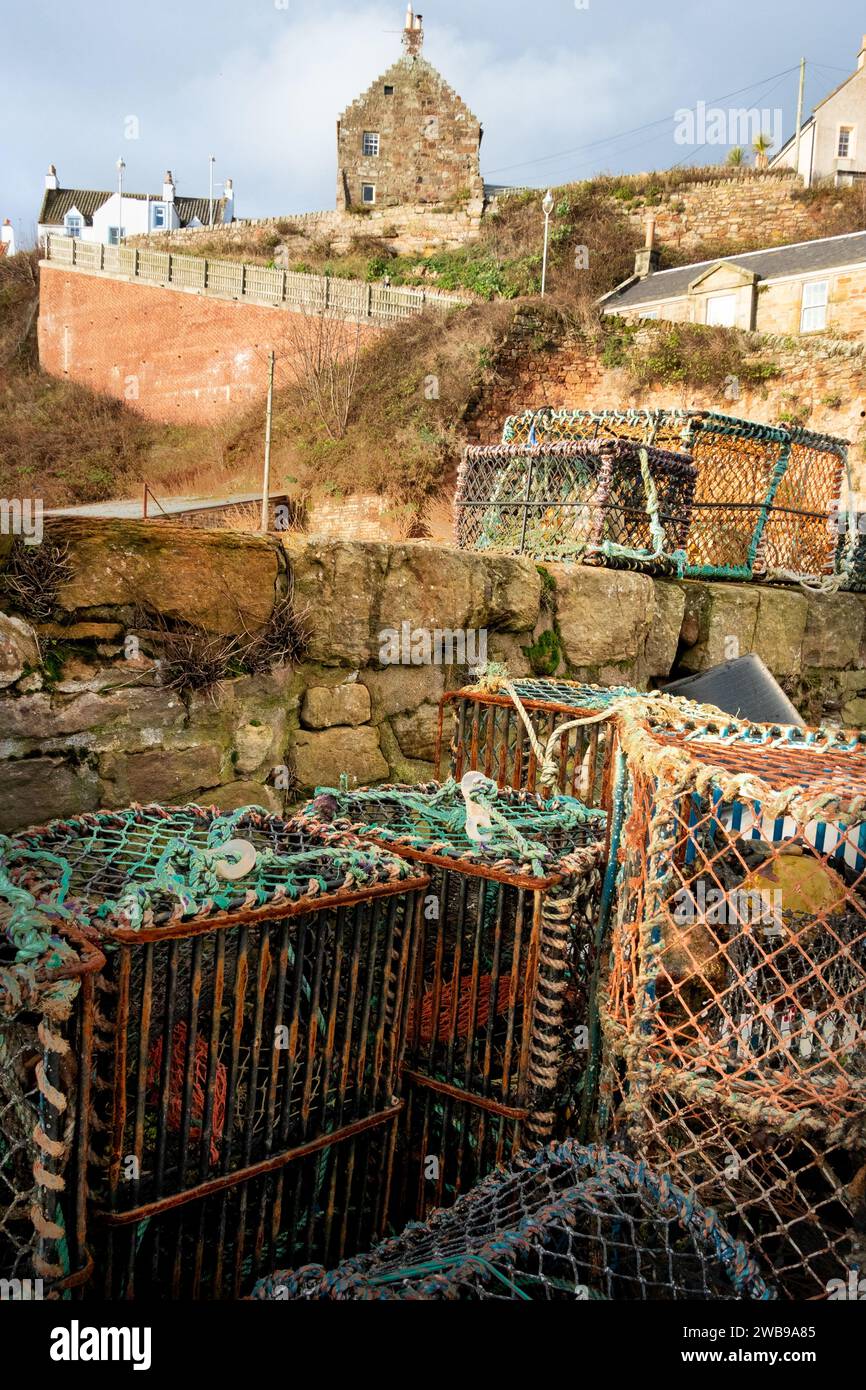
[260,351,275,533]
[794,58,806,185]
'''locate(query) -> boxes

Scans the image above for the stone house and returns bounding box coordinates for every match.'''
[600,226,866,339]
[37,166,234,246]
[336,5,484,212]
[772,34,866,185]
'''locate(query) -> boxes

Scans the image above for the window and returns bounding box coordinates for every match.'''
[65,214,82,238]
[705,292,737,327]
[838,126,853,158]
[800,279,828,333]
[640,308,659,320]
[384,85,394,95]
[152,204,166,228]
[363,131,380,157]
[362,183,376,205]
[107,226,125,246]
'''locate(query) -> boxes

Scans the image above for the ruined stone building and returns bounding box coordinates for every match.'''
[336,6,484,211]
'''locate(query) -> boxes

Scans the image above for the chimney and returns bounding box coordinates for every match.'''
[403,4,423,56]
[859,33,866,69]
[634,214,661,278]
[162,170,176,203]
[45,163,59,190]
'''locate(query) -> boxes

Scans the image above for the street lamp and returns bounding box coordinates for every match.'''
[541,188,555,298]
[209,155,216,228]
[116,158,125,246]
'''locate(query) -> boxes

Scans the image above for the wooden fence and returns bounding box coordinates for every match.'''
[43,234,469,324]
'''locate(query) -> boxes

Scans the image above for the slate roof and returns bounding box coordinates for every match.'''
[601,231,866,310]
[38,187,228,228]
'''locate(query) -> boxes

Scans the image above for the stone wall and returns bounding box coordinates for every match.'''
[1,521,863,834]
[37,264,381,425]
[466,313,866,491]
[617,171,822,257]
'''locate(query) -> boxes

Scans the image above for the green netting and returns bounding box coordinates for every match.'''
[251,1140,773,1301]
[501,408,850,585]
[5,804,418,931]
[300,777,607,881]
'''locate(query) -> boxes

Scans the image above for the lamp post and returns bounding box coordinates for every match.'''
[541,188,554,297]
[116,158,125,246]
[209,155,216,228]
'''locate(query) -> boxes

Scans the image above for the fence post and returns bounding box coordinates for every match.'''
[133,248,139,279]
[367,283,373,317]
[99,243,105,271]
[167,254,173,285]
[241,264,247,298]
[282,269,287,303]
[324,275,330,310]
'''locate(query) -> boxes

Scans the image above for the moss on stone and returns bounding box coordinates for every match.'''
[522,628,561,677]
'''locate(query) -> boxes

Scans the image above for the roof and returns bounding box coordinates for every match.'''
[38,186,228,228]
[338,54,481,128]
[601,231,866,310]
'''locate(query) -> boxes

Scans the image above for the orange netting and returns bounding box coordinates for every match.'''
[147,1020,228,1166]
[599,713,866,1298]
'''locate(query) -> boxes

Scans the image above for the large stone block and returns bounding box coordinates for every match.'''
[392,703,440,763]
[50,519,279,635]
[99,744,224,805]
[0,757,99,834]
[678,583,760,671]
[205,780,283,815]
[551,565,655,667]
[293,726,389,791]
[301,683,372,730]
[802,593,865,669]
[644,582,687,680]
[0,613,39,689]
[752,588,808,676]
[361,665,446,718]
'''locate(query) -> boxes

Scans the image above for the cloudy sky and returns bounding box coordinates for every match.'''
[3,0,865,242]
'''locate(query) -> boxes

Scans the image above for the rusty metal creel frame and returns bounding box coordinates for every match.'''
[0,926,105,1298]
[598,712,866,1298]
[298,783,606,1223]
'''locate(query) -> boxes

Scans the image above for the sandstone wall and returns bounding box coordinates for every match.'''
[1,521,863,834]
[618,172,821,256]
[37,265,381,425]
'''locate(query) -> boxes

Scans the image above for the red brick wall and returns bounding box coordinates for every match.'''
[38,266,380,425]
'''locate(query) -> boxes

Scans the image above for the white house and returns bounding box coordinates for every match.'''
[0,220,15,256]
[37,166,234,246]
[772,34,866,185]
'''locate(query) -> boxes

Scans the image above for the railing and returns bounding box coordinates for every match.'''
[43,234,469,323]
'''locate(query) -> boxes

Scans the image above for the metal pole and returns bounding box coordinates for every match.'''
[118,164,123,247]
[209,156,215,228]
[260,351,275,533]
[541,211,551,297]
[793,58,806,186]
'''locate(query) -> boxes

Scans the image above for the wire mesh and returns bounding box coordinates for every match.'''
[501,408,848,584]
[436,676,638,800]
[251,1140,773,1301]
[4,804,428,1289]
[300,780,606,1218]
[599,712,866,1298]
[455,438,697,572]
[0,869,104,1296]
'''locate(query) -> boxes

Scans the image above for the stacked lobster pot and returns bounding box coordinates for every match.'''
[498,408,852,586]
[3,805,429,1298]
[436,670,639,802]
[597,708,866,1299]
[0,862,105,1297]
[252,1139,773,1302]
[455,435,697,573]
[299,780,607,1220]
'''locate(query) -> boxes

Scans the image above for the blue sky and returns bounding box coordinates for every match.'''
[2,0,864,243]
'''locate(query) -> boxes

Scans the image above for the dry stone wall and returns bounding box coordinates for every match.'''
[0,522,864,833]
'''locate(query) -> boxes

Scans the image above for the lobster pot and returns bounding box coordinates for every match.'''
[301,782,606,1221]
[503,408,848,584]
[0,887,103,1297]
[455,439,696,573]
[437,676,637,801]
[251,1140,772,1301]
[599,713,866,1298]
[837,515,866,591]
[7,806,427,1297]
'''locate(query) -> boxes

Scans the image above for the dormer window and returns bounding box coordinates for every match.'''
[363,132,380,157]
[65,213,82,238]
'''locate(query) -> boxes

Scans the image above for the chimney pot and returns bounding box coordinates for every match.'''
[859,34,866,68]
[645,214,656,249]
[45,163,59,190]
